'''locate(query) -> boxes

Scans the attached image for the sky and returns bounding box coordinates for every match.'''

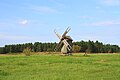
[0,0,120,47]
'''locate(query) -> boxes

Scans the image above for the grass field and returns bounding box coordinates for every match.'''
[0,53,120,80]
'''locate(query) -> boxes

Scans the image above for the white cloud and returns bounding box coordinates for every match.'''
[32,6,58,13]
[80,21,120,26]
[0,34,36,46]
[19,19,28,25]
[100,0,120,6]
[0,34,31,40]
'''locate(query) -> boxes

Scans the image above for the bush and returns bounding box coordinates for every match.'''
[23,48,31,56]
[72,45,81,53]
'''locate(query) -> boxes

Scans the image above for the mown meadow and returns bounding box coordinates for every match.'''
[0,53,120,80]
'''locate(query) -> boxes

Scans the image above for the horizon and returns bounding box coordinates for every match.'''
[1,40,120,48]
[0,0,120,47]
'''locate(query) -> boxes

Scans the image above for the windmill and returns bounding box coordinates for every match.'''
[54,27,73,55]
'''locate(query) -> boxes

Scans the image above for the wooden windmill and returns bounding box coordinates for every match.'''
[54,27,73,55]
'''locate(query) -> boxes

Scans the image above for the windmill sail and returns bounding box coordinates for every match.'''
[54,40,63,51]
[62,27,71,37]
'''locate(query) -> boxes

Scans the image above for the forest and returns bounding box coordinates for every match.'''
[0,40,120,54]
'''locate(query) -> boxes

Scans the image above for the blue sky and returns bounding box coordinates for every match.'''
[0,0,120,47]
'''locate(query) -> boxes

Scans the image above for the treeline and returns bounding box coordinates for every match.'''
[0,40,120,54]
[73,40,120,53]
[0,42,57,54]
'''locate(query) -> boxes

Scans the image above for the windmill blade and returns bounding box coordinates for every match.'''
[62,39,72,51]
[54,40,63,51]
[62,27,71,38]
[64,40,72,49]
[54,29,62,40]
[62,40,70,51]
[63,39,72,49]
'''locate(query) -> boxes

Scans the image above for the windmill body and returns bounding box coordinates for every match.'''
[54,27,73,55]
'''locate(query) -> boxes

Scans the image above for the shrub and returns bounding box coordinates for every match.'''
[72,45,81,53]
[23,48,31,56]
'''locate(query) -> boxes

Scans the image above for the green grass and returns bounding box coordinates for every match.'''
[0,53,120,80]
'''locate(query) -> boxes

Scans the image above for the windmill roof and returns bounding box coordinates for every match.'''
[64,36,73,41]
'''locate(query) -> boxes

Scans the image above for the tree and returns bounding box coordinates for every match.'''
[84,46,91,56]
[0,47,5,54]
[23,47,31,56]
[72,45,81,53]
[85,47,91,53]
